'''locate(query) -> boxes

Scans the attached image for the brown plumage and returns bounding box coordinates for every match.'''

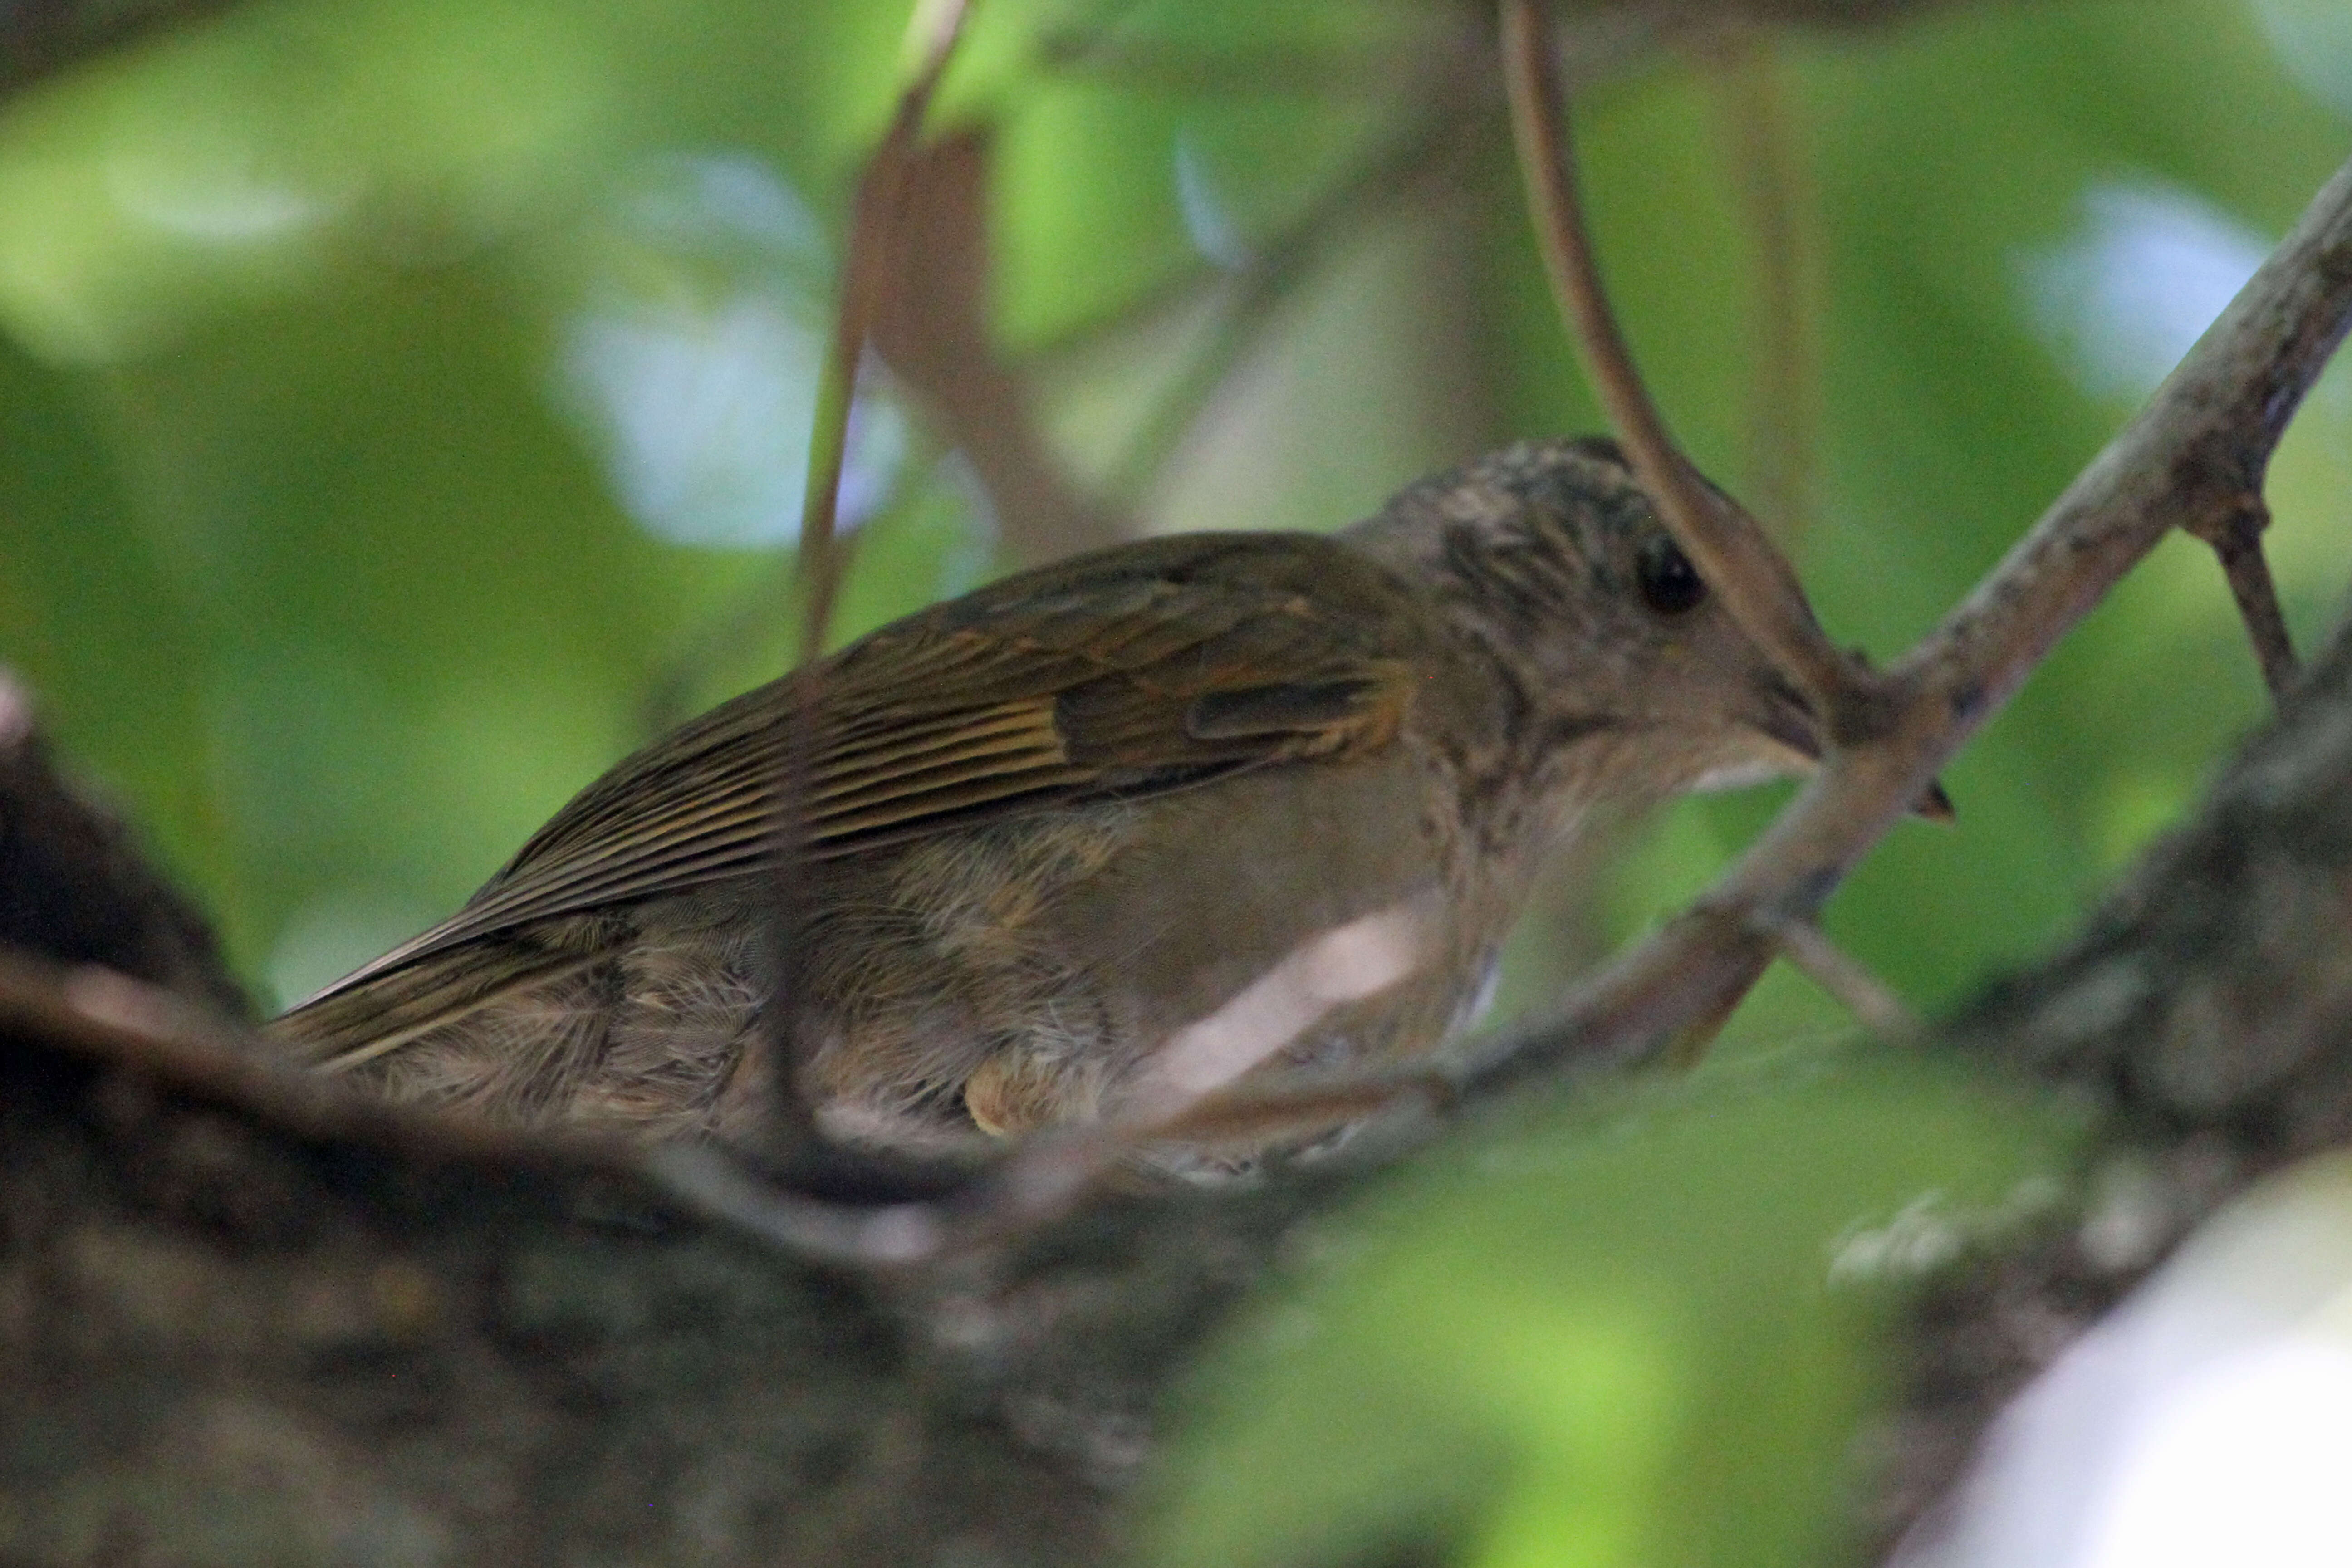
[270,438,1829,1152]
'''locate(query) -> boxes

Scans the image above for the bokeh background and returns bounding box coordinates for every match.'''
[0,0,2345,1038]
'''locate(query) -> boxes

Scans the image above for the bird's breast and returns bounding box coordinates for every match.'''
[800,741,1514,1144]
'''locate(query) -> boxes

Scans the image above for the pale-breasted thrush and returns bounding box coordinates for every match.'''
[273,437,1859,1152]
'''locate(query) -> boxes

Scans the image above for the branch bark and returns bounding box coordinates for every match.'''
[1461,147,2352,1098]
[1872,603,2352,1550]
[1502,0,1868,722]
[10,606,2352,1564]
[2186,495,2300,699]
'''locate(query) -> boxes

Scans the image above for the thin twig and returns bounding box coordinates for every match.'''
[661,1061,1446,1268]
[796,0,975,668]
[641,1144,952,1269]
[930,151,2352,1246]
[941,1068,1459,1254]
[1470,149,2352,1094]
[0,947,656,1169]
[766,0,977,1154]
[2187,495,2300,699]
[1499,0,1877,732]
[0,945,981,1276]
[1775,919,1917,1038]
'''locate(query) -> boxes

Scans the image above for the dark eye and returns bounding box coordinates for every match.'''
[1636,534,1706,616]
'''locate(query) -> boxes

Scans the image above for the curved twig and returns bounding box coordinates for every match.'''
[1472,149,2352,1093]
[767,0,978,1153]
[1499,0,1879,734]
[794,0,975,666]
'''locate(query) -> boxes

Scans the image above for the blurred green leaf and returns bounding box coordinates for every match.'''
[0,0,2335,1058]
[1143,1056,2076,1568]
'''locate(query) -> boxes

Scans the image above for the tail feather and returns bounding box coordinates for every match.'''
[269,938,600,1074]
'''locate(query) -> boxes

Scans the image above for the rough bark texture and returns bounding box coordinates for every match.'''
[0,684,1317,1564]
[1,600,2351,1563]
[1870,612,2352,1548]
[0,681,249,1022]
[0,967,1318,1565]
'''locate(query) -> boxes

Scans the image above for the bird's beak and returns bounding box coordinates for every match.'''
[1750,670,1954,823]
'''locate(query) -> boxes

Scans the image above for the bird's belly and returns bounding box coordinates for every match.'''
[352,755,1502,1153]
[801,753,1497,1147]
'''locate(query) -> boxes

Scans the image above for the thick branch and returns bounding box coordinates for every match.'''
[0,675,248,1020]
[1874,603,2352,1552]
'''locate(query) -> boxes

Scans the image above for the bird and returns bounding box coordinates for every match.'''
[271,436,1869,1156]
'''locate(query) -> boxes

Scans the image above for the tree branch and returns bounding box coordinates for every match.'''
[766,0,976,1157]
[1875,600,2352,1553]
[0,673,249,1021]
[2186,495,2300,699]
[1500,0,1873,727]
[1778,918,1917,1038]
[1468,148,2352,1096]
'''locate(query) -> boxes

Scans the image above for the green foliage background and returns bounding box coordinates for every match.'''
[0,0,2343,1558]
[0,0,2343,1026]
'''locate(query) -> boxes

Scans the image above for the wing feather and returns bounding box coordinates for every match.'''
[281,533,1434,1021]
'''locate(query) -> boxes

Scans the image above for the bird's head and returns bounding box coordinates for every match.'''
[1349,436,1856,818]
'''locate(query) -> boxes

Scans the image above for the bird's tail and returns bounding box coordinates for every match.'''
[269,936,599,1075]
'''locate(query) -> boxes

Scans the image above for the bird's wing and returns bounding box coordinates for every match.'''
[291,534,1432,1008]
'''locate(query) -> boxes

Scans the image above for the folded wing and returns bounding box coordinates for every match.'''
[277,532,1432,1054]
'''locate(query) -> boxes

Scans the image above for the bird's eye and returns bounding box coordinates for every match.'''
[1636,535,1706,616]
